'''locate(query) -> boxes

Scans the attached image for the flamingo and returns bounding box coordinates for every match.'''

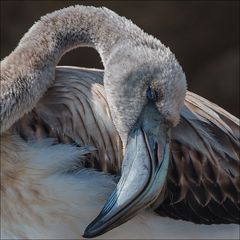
[1,5,239,239]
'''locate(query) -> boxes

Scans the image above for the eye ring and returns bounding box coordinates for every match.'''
[146,86,158,102]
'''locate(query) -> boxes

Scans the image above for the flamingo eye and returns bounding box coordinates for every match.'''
[146,86,158,102]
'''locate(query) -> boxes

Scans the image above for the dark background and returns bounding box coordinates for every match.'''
[1,1,239,117]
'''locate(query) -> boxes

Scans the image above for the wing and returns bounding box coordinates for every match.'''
[13,66,239,224]
[12,66,122,174]
[155,91,240,224]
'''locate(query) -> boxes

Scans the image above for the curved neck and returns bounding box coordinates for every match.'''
[1,6,159,133]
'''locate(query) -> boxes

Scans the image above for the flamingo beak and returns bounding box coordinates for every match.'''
[83,104,171,238]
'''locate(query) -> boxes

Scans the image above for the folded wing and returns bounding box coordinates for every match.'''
[156,91,239,224]
[12,67,122,174]
[13,66,239,224]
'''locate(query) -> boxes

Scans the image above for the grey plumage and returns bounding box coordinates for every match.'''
[1,5,239,239]
[0,5,186,143]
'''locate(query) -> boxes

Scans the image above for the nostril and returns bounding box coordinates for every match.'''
[146,86,157,102]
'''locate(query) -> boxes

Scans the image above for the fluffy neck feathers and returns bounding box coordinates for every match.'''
[1,6,161,134]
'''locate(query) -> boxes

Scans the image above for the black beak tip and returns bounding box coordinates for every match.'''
[82,233,91,239]
[82,233,89,239]
[83,220,104,239]
[82,227,95,239]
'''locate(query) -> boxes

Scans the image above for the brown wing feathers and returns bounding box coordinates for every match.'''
[155,92,239,224]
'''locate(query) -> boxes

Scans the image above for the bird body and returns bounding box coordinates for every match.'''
[2,134,238,239]
[1,5,239,239]
[1,66,239,239]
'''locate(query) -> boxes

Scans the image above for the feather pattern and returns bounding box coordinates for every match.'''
[12,67,122,174]
[156,92,239,224]
[12,66,240,225]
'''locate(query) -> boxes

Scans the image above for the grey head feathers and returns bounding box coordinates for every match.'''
[0,5,186,146]
[105,44,186,143]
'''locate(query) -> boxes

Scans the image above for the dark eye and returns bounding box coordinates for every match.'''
[146,86,158,102]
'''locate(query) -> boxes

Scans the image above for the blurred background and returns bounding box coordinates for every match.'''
[1,0,239,117]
